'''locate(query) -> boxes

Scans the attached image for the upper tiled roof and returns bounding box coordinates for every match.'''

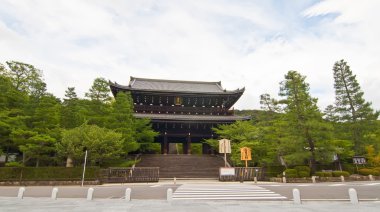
[129,77,224,93]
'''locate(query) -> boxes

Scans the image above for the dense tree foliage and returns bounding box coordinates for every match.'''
[212,64,378,173]
[58,123,124,167]
[0,61,158,167]
[0,59,379,172]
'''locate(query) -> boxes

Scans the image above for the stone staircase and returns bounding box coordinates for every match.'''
[136,154,225,178]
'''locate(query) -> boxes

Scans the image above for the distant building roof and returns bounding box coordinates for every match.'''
[110,76,244,94]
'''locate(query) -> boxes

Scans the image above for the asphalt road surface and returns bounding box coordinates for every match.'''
[0,181,379,201]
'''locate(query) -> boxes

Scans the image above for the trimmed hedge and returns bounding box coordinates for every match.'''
[284,169,298,178]
[295,166,310,177]
[0,167,100,181]
[358,168,380,176]
[315,171,333,177]
[332,171,350,177]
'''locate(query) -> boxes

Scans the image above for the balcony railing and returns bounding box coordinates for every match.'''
[133,104,234,116]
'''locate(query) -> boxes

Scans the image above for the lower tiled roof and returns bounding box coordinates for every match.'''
[134,113,250,121]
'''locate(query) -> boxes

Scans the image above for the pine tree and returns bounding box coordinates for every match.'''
[279,71,332,173]
[109,92,139,153]
[332,59,379,153]
[85,77,111,103]
[61,87,84,129]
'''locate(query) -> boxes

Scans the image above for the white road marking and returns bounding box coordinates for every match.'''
[172,184,287,200]
[149,185,161,188]
[363,183,380,186]
[328,184,346,186]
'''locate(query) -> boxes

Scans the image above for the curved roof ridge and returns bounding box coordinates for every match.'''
[130,76,222,86]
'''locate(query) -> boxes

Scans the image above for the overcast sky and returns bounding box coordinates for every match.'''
[0,0,379,110]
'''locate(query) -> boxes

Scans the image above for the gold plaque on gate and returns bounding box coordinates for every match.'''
[240,147,252,160]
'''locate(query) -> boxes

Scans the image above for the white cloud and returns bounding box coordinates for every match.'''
[0,0,379,111]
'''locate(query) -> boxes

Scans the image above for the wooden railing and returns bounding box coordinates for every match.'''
[100,167,159,183]
[134,105,234,115]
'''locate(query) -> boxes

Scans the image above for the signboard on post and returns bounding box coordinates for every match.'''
[240,147,252,161]
[353,156,366,165]
[219,139,231,153]
[219,138,231,167]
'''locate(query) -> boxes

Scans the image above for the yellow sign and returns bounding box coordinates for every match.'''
[240,147,252,161]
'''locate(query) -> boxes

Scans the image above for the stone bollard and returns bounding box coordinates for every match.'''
[125,188,131,201]
[174,177,176,185]
[340,175,345,182]
[51,187,59,200]
[292,188,301,204]
[87,187,94,200]
[254,176,257,184]
[167,188,173,202]
[17,187,26,199]
[369,175,374,181]
[348,188,358,204]
[282,176,287,183]
[311,176,316,183]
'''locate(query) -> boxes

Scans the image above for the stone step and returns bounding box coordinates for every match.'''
[136,154,225,178]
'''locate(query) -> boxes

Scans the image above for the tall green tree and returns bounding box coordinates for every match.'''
[108,92,139,153]
[57,123,123,167]
[61,87,85,129]
[2,61,46,98]
[331,59,379,154]
[0,73,29,163]
[84,78,111,127]
[85,77,111,103]
[279,71,333,173]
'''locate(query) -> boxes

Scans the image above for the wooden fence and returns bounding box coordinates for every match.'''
[100,167,159,183]
[219,167,262,181]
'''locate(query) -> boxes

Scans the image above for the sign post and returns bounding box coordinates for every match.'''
[219,139,231,167]
[353,156,366,171]
[240,147,252,181]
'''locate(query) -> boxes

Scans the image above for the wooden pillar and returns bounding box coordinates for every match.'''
[163,132,168,155]
[187,133,191,155]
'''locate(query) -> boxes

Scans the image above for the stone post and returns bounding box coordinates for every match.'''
[125,188,131,201]
[51,187,58,200]
[348,188,359,204]
[167,188,173,202]
[87,187,94,200]
[17,187,25,199]
[292,188,301,204]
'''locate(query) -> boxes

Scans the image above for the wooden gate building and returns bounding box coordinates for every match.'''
[109,77,249,154]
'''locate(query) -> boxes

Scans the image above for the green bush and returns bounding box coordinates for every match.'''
[295,166,311,173]
[5,162,24,167]
[298,171,310,178]
[284,169,298,178]
[372,167,380,173]
[358,168,371,176]
[0,167,101,180]
[332,171,350,177]
[358,168,380,176]
[315,171,333,177]
[294,166,310,178]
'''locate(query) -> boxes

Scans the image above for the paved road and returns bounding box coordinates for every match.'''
[260,182,380,200]
[0,198,379,212]
[0,181,379,201]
